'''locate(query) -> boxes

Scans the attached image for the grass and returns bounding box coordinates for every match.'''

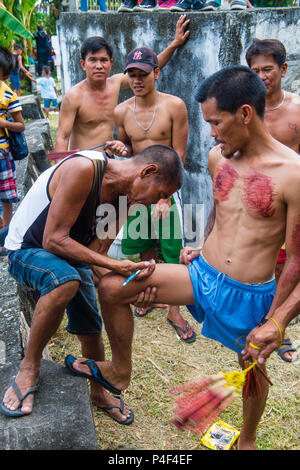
[49,309,300,451]
[47,113,299,451]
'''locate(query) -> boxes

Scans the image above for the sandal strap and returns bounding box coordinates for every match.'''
[102,396,124,412]
[12,380,39,401]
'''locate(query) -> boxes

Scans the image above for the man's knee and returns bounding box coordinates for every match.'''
[52,280,80,306]
[98,274,122,304]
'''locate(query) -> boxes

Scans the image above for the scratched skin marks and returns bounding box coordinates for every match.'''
[243,172,276,217]
[288,123,298,134]
[291,217,300,255]
[213,163,239,201]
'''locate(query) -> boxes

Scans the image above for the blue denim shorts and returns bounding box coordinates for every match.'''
[10,73,20,90]
[8,248,102,335]
[187,254,276,353]
[44,98,58,108]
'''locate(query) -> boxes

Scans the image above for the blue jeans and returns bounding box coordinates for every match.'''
[0,225,9,246]
[8,248,102,335]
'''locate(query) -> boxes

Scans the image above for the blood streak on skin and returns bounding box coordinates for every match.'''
[291,218,300,256]
[213,163,238,201]
[243,172,275,217]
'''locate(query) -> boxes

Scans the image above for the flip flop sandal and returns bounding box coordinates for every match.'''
[100,395,134,425]
[167,319,197,343]
[0,379,40,417]
[276,338,298,363]
[134,307,155,318]
[64,354,121,395]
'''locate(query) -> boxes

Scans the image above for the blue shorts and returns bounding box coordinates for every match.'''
[7,248,102,335]
[187,254,276,353]
[44,98,58,108]
[10,73,20,90]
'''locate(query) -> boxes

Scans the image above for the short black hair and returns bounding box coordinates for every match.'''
[246,38,286,68]
[80,37,113,61]
[196,65,266,119]
[133,145,183,188]
[0,45,14,77]
[42,65,51,74]
[13,44,23,51]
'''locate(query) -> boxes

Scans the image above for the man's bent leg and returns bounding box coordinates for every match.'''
[238,355,269,450]
[71,263,194,391]
[66,262,133,423]
[77,334,132,422]
[2,280,79,415]
[134,248,168,316]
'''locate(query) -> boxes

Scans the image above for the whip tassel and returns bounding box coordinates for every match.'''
[170,362,272,435]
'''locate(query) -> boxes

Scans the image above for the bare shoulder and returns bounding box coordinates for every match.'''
[114,96,134,119]
[108,72,128,89]
[286,91,300,105]
[208,145,223,176]
[285,91,300,117]
[276,141,300,198]
[115,96,134,112]
[61,81,85,108]
[160,92,186,109]
[57,156,94,186]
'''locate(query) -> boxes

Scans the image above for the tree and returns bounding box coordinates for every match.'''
[0,1,33,46]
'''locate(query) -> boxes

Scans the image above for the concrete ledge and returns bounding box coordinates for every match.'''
[19,95,44,121]
[0,360,99,450]
[0,257,23,366]
[0,101,99,449]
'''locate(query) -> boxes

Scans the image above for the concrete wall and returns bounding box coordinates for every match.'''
[57,8,300,242]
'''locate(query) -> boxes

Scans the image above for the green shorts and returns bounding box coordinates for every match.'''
[121,193,183,264]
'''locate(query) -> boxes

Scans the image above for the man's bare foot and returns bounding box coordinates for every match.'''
[167,306,196,342]
[2,366,40,415]
[91,385,133,424]
[277,337,298,362]
[237,433,256,450]
[134,304,167,317]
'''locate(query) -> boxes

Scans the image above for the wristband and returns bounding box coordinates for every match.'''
[249,342,262,351]
[269,317,283,347]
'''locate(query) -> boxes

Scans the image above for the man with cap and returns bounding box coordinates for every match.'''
[51,16,189,426]
[54,15,189,157]
[103,47,196,344]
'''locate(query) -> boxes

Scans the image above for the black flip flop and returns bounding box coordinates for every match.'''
[0,379,40,417]
[100,395,134,425]
[134,307,155,318]
[64,354,121,395]
[276,338,298,363]
[167,319,197,343]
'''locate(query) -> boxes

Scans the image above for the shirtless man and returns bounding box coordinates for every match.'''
[104,47,195,343]
[246,38,300,362]
[54,15,190,155]
[67,66,300,449]
[52,16,189,423]
[1,145,183,420]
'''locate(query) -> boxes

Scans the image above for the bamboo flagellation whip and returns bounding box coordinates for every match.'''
[170,361,273,435]
[47,143,107,161]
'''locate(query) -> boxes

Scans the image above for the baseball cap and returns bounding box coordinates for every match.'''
[124,47,158,74]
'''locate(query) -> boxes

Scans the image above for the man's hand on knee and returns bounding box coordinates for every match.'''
[131,286,158,309]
